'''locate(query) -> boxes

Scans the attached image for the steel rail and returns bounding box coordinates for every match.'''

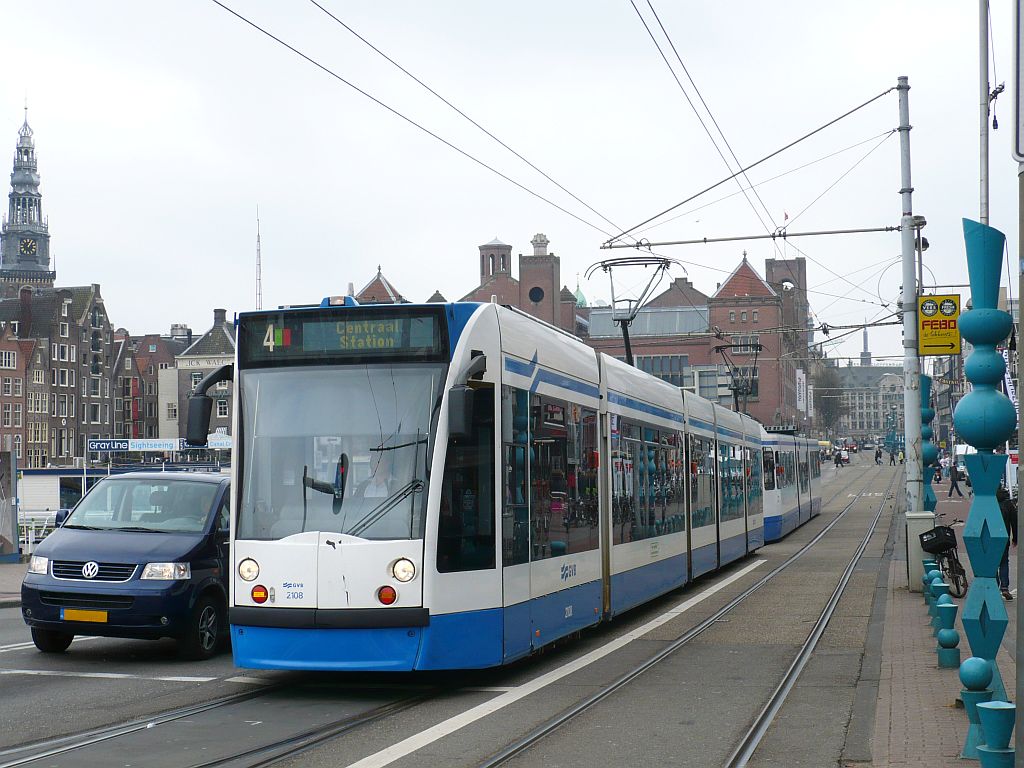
[477,467,892,768]
[0,685,282,768]
[723,471,900,767]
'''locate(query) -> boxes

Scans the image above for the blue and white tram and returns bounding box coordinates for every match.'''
[186,300,813,671]
[761,431,823,541]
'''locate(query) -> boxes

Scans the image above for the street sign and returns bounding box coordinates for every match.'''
[918,294,961,356]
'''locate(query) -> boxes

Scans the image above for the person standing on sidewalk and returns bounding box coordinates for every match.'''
[997,486,1017,600]
[948,468,965,498]
[889,451,896,466]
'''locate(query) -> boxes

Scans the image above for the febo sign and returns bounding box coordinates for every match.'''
[917,294,961,356]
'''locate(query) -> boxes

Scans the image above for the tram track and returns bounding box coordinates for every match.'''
[476,467,896,768]
[0,466,877,768]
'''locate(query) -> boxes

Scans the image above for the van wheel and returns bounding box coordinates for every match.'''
[31,628,73,653]
[179,596,223,661]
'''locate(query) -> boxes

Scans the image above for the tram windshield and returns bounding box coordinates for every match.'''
[237,364,444,540]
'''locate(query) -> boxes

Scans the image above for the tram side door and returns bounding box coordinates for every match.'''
[501,387,532,662]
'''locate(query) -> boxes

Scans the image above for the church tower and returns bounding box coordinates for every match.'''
[860,324,871,366]
[0,109,54,292]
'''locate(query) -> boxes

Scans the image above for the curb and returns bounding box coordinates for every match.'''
[0,597,20,609]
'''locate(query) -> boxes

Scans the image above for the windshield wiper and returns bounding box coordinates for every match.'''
[301,455,349,530]
[347,479,424,537]
[61,524,102,530]
[116,526,163,533]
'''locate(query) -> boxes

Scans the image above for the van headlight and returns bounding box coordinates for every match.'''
[238,558,259,582]
[392,558,416,583]
[27,555,48,575]
[141,562,191,580]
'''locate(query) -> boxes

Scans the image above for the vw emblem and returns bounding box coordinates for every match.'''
[81,561,99,579]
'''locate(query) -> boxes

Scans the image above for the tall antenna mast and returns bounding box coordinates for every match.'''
[255,206,263,311]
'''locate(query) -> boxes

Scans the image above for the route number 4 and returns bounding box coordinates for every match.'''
[263,325,275,351]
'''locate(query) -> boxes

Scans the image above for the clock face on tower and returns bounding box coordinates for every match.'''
[18,238,36,257]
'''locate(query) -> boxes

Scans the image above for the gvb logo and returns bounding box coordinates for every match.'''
[560,563,577,581]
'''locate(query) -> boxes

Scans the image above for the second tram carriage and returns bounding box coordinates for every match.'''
[188,299,822,671]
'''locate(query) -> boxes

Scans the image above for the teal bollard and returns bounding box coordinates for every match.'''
[961,657,995,759]
[936,603,960,668]
[976,700,1015,767]
[926,570,942,613]
[923,565,937,604]
[929,576,946,620]
[933,593,952,635]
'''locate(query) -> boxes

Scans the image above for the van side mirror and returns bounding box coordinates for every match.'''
[186,395,213,446]
[448,386,475,440]
[54,509,70,527]
[185,364,233,447]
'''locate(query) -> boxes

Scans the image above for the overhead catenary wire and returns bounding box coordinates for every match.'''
[604,86,897,246]
[209,0,616,239]
[633,130,896,238]
[307,0,636,243]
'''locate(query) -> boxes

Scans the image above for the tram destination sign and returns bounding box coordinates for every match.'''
[917,294,961,356]
[238,308,445,367]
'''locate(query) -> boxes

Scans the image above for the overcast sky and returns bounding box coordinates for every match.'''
[0,1,1017,364]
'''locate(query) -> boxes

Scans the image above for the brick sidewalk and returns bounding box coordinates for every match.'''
[870,488,1016,767]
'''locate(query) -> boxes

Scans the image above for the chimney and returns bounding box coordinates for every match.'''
[531,233,549,257]
[214,308,227,326]
[347,282,355,297]
[18,287,31,336]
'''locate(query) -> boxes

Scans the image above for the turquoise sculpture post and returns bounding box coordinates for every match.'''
[960,656,995,759]
[953,219,1017,709]
[976,700,1015,767]
[921,374,938,513]
[936,602,960,668]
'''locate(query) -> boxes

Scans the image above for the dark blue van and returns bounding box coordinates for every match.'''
[21,472,230,659]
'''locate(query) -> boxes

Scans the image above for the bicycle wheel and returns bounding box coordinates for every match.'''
[942,551,969,598]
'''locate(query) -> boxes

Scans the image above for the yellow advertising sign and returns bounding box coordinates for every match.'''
[918,294,961,356]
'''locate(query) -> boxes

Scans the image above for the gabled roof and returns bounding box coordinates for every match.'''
[0,288,67,339]
[356,267,406,304]
[645,276,709,309]
[711,257,778,299]
[481,237,509,248]
[426,290,446,303]
[181,321,235,357]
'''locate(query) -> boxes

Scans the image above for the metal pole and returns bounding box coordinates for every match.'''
[980,0,990,225]
[897,76,928,591]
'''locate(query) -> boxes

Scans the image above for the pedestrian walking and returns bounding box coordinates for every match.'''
[889,451,896,466]
[948,468,964,498]
[898,450,904,464]
[997,486,1017,600]
[941,454,951,479]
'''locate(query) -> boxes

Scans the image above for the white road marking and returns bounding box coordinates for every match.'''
[0,669,216,682]
[224,675,273,685]
[460,686,515,693]
[0,636,100,653]
[346,559,767,768]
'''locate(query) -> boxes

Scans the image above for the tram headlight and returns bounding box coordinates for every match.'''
[238,558,260,582]
[391,558,416,583]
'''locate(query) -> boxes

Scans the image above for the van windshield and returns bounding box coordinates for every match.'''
[64,479,220,533]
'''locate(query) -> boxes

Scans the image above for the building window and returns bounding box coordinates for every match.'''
[217,399,229,418]
[70,345,76,362]
[729,311,736,323]
[191,372,203,391]
[633,354,690,387]
[148,344,157,353]
[61,301,69,317]
[58,344,68,362]
[159,362,169,370]
[0,351,16,370]
[89,404,100,423]
[752,310,759,323]
[740,311,747,322]
[216,379,229,391]
[32,369,43,384]
[14,403,21,428]
[115,397,122,412]
[1,378,10,396]
[13,434,21,460]
[167,402,178,420]
[59,322,69,338]
[2,404,10,428]
[10,322,17,336]
[734,335,760,354]
[124,357,132,371]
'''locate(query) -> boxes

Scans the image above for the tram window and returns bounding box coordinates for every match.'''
[437,385,495,573]
[666,431,686,534]
[530,395,599,559]
[798,454,810,493]
[762,448,776,491]
[719,442,744,522]
[501,386,530,567]
[746,447,763,518]
[689,435,715,528]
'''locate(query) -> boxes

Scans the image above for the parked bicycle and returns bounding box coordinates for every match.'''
[919,520,968,598]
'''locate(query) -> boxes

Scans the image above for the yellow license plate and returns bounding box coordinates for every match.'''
[61,608,107,623]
